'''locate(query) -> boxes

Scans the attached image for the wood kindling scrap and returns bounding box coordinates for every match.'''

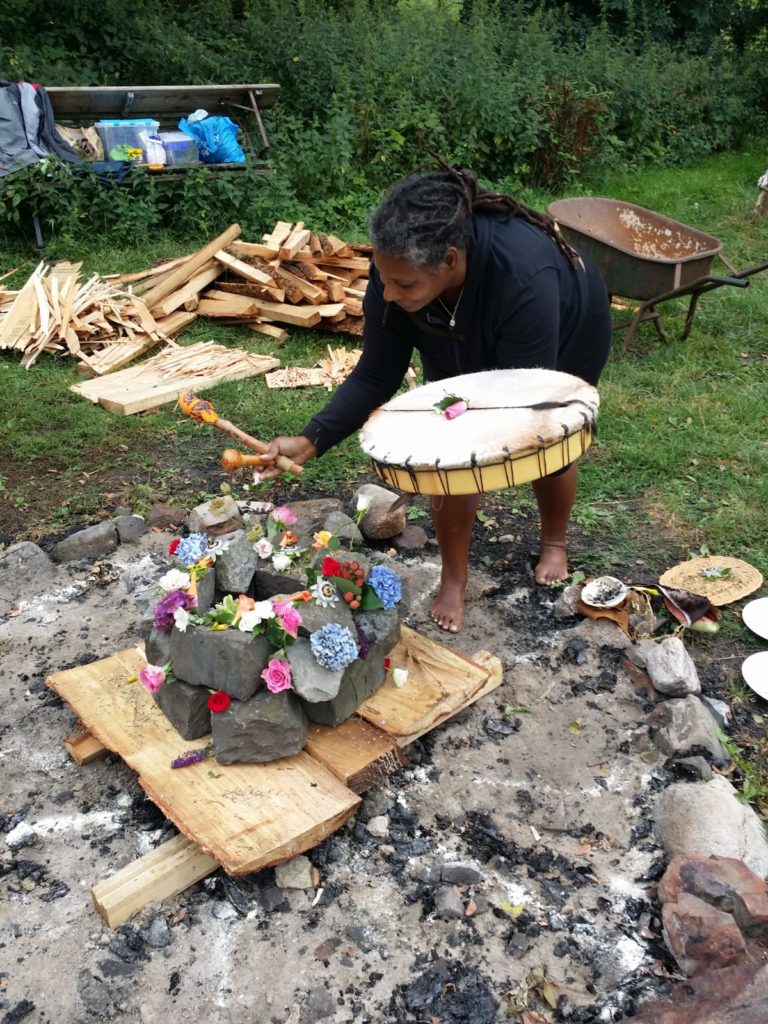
[70,340,280,416]
[0,260,178,371]
[265,344,363,391]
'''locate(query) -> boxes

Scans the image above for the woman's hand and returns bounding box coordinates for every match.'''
[256,435,318,481]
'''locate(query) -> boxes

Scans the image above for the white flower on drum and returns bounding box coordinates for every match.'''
[255,538,273,559]
[392,668,409,688]
[158,568,191,593]
[272,552,293,572]
[310,578,339,608]
[173,607,190,633]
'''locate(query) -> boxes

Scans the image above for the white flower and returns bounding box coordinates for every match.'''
[253,599,276,620]
[356,493,372,513]
[255,538,273,559]
[310,578,339,608]
[392,668,409,688]
[206,537,231,558]
[173,607,190,633]
[272,552,292,572]
[158,569,191,592]
[238,601,276,631]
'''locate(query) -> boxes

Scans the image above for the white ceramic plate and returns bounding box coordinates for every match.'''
[581,575,628,609]
[741,651,768,700]
[742,597,768,641]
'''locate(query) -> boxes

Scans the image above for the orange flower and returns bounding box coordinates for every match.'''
[279,531,299,548]
[288,589,312,603]
[232,594,255,625]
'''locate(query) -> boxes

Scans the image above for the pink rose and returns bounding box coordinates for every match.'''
[261,658,293,693]
[279,607,302,638]
[444,400,468,420]
[272,597,292,617]
[271,505,298,527]
[139,663,166,693]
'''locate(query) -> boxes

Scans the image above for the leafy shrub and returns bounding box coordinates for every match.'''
[0,0,765,247]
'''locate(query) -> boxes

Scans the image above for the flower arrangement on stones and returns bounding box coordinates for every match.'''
[141,508,407,766]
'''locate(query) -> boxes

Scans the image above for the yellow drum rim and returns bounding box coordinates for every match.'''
[370,427,593,495]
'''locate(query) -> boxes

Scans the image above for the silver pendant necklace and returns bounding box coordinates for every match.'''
[436,286,465,329]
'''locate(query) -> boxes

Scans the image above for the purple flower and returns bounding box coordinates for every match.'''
[153,588,197,633]
[170,748,210,769]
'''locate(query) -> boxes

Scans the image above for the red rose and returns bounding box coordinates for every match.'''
[384,658,391,670]
[322,556,342,577]
[207,690,231,713]
[168,538,181,555]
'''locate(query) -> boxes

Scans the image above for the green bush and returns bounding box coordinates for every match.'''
[0,0,765,247]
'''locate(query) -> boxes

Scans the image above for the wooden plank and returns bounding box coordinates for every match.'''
[47,84,281,120]
[293,253,370,271]
[71,341,279,414]
[356,626,501,745]
[214,249,277,288]
[92,835,218,928]
[150,261,224,318]
[46,650,361,875]
[142,224,241,310]
[197,298,261,318]
[305,718,405,794]
[214,281,287,304]
[231,298,322,328]
[64,721,108,765]
[268,264,325,304]
[241,322,289,342]
[263,221,293,249]
[229,240,280,260]
[279,227,311,261]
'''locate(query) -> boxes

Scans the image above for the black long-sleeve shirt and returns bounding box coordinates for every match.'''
[302,211,611,456]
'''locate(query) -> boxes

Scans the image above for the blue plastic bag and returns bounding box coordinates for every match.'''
[178,115,245,164]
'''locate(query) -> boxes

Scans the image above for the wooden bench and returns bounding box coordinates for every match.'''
[47,83,281,172]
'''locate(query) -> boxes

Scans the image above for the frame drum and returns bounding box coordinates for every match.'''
[359,368,599,496]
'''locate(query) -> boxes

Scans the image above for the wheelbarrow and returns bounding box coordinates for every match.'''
[547,197,768,350]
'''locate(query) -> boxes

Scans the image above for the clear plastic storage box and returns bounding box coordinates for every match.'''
[160,131,200,167]
[95,119,160,162]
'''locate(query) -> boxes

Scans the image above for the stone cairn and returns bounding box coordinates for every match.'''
[141,487,412,766]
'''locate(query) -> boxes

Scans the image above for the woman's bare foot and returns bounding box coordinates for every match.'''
[535,541,569,585]
[430,579,466,633]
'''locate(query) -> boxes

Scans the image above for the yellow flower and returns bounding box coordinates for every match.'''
[312,530,333,550]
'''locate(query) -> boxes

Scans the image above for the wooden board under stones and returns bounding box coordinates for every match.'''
[356,625,501,746]
[46,648,361,876]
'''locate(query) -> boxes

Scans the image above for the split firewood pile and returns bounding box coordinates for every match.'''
[0,220,369,379]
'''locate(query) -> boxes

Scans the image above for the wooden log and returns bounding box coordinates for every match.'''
[293,253,370,271]
[267,264,325,304]
[150,261,224,318]
[141,224,241,310]
[92,834,219,927]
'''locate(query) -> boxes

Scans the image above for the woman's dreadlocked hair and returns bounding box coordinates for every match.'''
[370,156,582,271]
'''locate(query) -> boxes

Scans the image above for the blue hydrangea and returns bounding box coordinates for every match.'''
[367,565,402,610]
[310,623,359,672]
[176,532,208,566]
